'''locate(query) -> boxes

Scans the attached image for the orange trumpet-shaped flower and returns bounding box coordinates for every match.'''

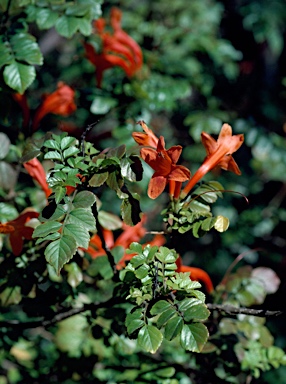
[23,158,52,198]
[181,124,244,198]
[0,210,39,256]
[84,7,143,88]
[32,82,76,132]
[132,120,159,148]
[176,257,214,293]
[140,136,191,199]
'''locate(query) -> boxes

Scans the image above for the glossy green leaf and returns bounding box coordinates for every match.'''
[125,309,145,334]
[157,308,177,329]
[184,304,210,322]
[134,264,149,279]
[60,136,77,150]
[156,247,177,264]
[55,186,67,204]
[73,191,96,209]
[150,300,173,316]
[45,235,77,274]
[3,61,36,94]
[0,203,18,221]
[43,139,61,150]
[36,8,59,29]
[138,325,163,353]
[165,315,184,341]
[44,151,62,161]
[32,221,62,238]
[63,223,90,249]
[68,208,96,231]
[11,33,43,65]
[35,232,61,245]
[180,323,209,352]
[55,15,86,38]
[63,146,80,159]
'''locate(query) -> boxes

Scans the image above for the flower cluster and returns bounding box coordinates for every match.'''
[84,7,143,87]
[132,121,244,200]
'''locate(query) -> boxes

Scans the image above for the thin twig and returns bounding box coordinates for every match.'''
[207,303,283,317]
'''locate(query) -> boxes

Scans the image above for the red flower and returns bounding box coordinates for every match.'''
[32,82,76,132]
[140,136,191,199]
[84,7,143,88]
[181,124,244,198]
[176,256,214,293]
[132,120,159,148]
[0,210,39,256]
[23,158,52,198]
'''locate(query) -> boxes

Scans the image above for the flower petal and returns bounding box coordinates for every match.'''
[168,165,191,181]
[148,175,167,199]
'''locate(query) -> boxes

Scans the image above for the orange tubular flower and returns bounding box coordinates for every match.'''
[23,158,52,198]
[140,136,191,199]
[84,7,143,88]
[181,124,244,199]
[32,82,76,132]
[0,210,39,256]
[176,257,214,293]
[132,120,159,148]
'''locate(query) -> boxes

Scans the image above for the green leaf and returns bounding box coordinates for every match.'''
[154,367,176,378]
[63,146,80,159]
[60,136,77,150]
[36,8,58,29]
[3,61,36,94]
[150,300,173,316]
[73,191,96,208]
[90,97,117,115]
[43,139,61,150]
[0,162,18,190]
[32,221,62,238]
[184,304,210,322]
[89,172,109,187]
[63,223,90,249]
[125,309,145,334]
[157,308,177,328]
[180,323,209,352]
[98,210,122,230]
[11,33,43,65]
[156,247,177,263]
[45,235,77,274]
[0,39,13,68]
[165,315,184,341]
[55,15,84,38]
[55,186,67,204]
[0,202,18,221]
[44,151,62,161]
[134,264,149,279]
[0,286,22,306]
[64,262,83,288]
[137,325,163,353]
[214,215,229,232]
[68,208,96,231]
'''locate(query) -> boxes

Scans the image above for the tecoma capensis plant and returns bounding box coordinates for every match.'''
[0,1,285,382]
